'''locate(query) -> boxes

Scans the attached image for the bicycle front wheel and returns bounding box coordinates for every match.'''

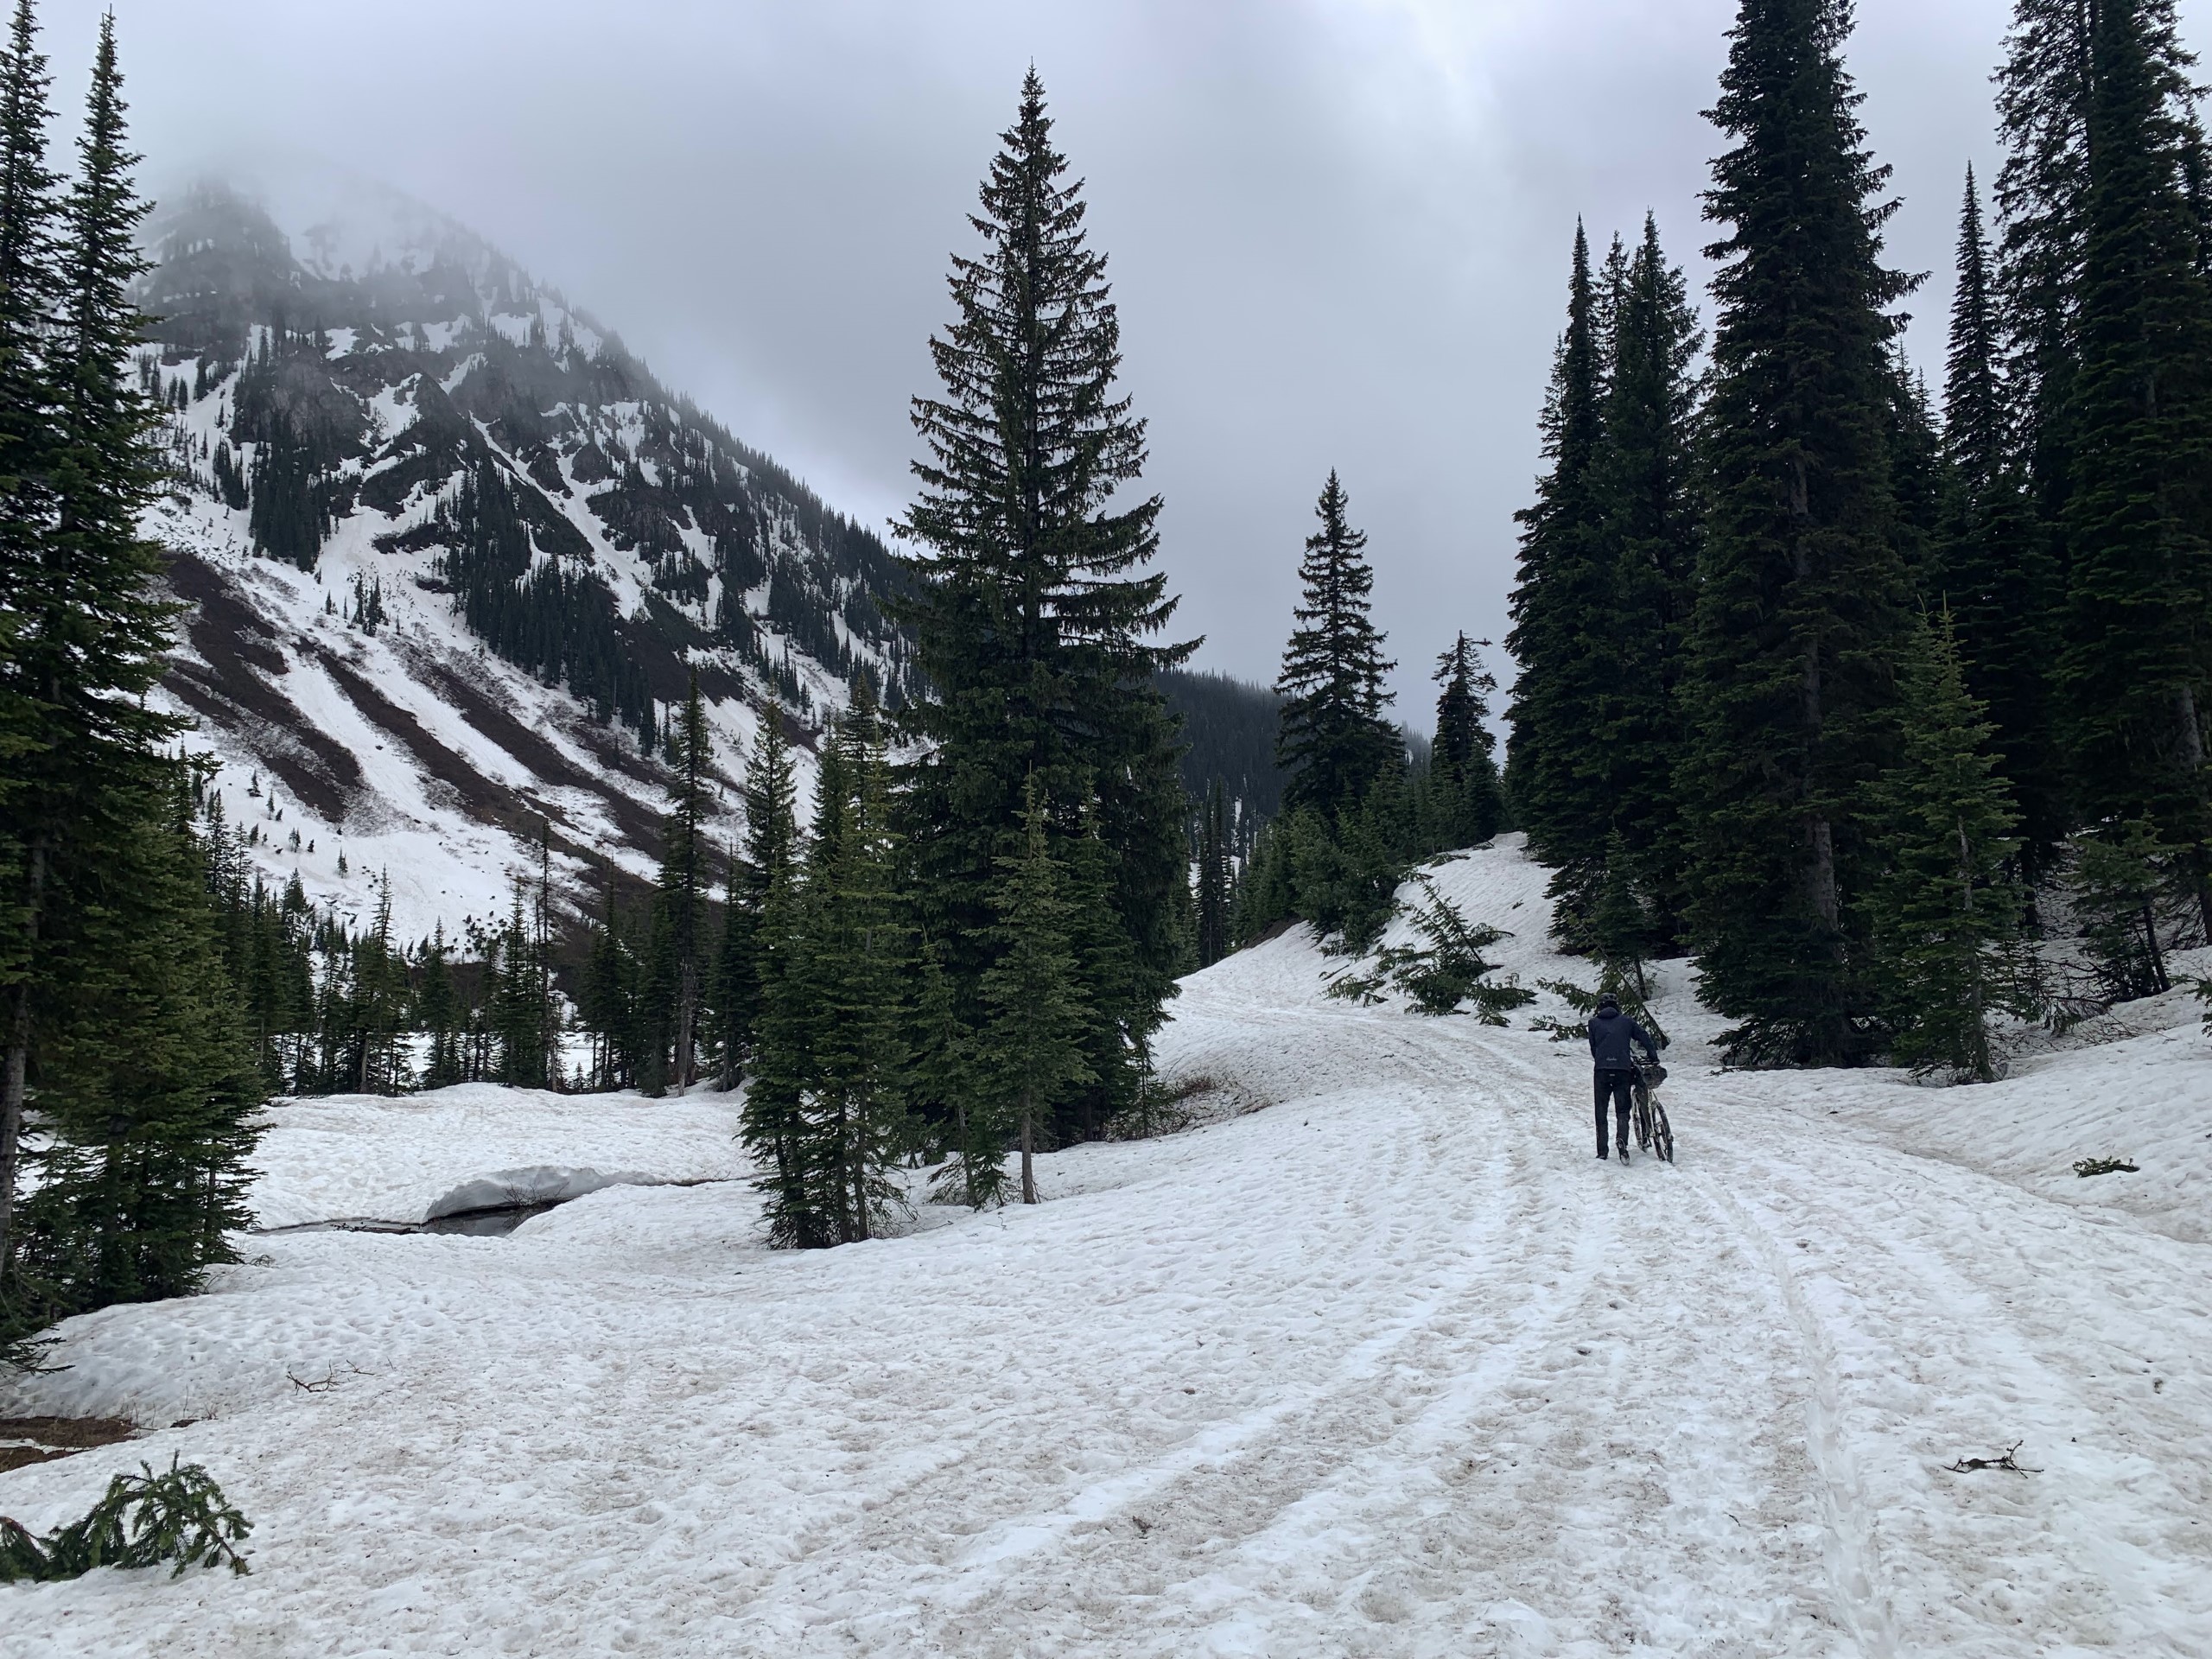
[1651,1098,1674,1164]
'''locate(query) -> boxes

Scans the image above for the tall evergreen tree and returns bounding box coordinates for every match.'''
[10,767,262,1341]
[897,70,1192,1146]
[1,12,186,1286]
[1867,611,2034,1082]
[416,922,463,1090]
[646,671,715,1090]
[1993,0,2196,566]
[1274,470,1397,814]
[1588,215,1702,939]
[1195,779,1230,969]
[1935,167,2064,867]
[2057,0,2212,931]
[979,780,1094,1206]
[740,716,817,1246]
[786,684,908,1243]
[1505,223,1611,893]
[1681,0,1917,1066]
[715,706,798,1088]
[1427,632,1503,849]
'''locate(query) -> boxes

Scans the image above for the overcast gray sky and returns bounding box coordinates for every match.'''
[47,0,2212,713]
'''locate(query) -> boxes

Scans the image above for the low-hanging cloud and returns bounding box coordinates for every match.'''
[48,0,2206,715]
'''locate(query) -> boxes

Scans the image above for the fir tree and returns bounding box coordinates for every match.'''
[1274,470,1397,814]
[1504,223,1611,905]
[647,671,715,1090]
[741,726,820,1247]
[1428,632,1504,851]
[1195,779,1230,969]
[416,922,462,1090]
[8,767,262,1342]
[1,12,183,1291]
[713,707,798,1088]
[1587,217,1703,938]
[1680,0,1917,1066]
[978,781,1094,1205]
[787,684,909,1243]
[1935,167,2064,867]
[1866,611,2034,1082]
[897,69,1192,1149]
[2070,817,2176,1001]
[1993,0,2196,558]
[2057,0,2212,931]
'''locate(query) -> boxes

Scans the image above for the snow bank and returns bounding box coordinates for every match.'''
[422,1164,654,1220]
[2,838,2208,1655]
[245,1083,747,1228]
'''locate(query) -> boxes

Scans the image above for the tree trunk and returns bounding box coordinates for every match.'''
[1020,1093,1037,1205]
[0,842,47,1278]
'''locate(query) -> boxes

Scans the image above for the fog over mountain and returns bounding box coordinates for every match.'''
[49,0,2212,709]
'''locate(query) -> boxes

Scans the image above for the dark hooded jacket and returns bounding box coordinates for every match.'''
[1586,1004,1659,1071]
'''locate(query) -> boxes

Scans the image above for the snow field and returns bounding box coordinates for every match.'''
[0,837,2207,1655]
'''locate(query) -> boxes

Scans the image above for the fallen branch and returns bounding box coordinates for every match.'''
[1945,1441,2040,1475]
[286,1362,372,1394]
[2074,1157,2139,1178]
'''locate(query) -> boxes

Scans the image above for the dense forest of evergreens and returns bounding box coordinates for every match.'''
[1503,0,2212,1077]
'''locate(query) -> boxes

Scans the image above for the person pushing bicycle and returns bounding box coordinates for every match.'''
[1587,991,1661,1164]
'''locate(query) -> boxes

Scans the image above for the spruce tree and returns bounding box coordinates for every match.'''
[1,13,183,1287]
[897,70,1192,1146]
[1195,779,1230,969]
[1994,0,2196,557]
[647,671,715,1090]
[1504,223,1611,899]
[9,766,261,1342]
[1587,216,1702,940]
[1274,470,1397,815]
[1428,632,1503,850]
[739,717,819,1247]
[714,706,798,1087]
[1867,611,2034,1083]
[2057,0,2212,931]
[789,684,908,1243]
[1681,0,1916,1066]
[1935,168,2063,867]
[978,781,1094,1205]
[416,923,462,1090]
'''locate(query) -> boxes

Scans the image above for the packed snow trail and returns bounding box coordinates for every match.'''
[2,842,2208,1655]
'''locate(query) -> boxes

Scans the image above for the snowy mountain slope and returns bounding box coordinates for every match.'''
[137,176,905,938]
[3,838,2209,1654]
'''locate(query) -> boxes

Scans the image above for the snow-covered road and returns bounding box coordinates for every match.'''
[3,842,2208,1655]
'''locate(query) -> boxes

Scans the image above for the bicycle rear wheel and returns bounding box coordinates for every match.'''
[1632,1082,1654,1151]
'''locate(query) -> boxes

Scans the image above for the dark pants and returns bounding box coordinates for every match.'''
[1594,1068,1634,1154]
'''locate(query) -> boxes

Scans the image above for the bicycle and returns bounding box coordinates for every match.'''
[1631,1056,1674,1164]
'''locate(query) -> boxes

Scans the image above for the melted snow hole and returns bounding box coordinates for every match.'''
[259,1166,658,1237]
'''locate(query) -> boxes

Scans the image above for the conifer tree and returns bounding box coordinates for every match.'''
[1993,0,2196,551]
[1274,470,1397,814]
[647,671,715,1090]
[1866,611,2034,1082]
[787,684,908,1243]
[1681,0,1916,1066]
[1505,223,1610,892]
[1429,633,1504,850]
[2,12,187,1287]
[416,923,462,1090]
[2057,0,2212,931]
[740,716,819,1246]
[0,0,59,645]
[897,70,1192,1142]
[1586,217,1702,938]
[979,781,1094,1205]
[713,707,797,1087]
[9,766,261,1341]
[1935,167,2063,867]
[1195,779,1230,969]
